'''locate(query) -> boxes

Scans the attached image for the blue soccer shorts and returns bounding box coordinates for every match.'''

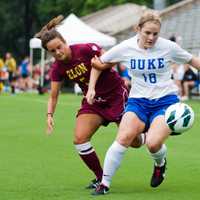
[124,94,179,131]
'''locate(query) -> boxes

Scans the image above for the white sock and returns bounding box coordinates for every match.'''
[75,142,94,155]
[101,141,127,188]
[149,144,167,167]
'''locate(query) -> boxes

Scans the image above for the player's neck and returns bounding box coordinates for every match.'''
[63,49,72,63]
[137,39,147,50]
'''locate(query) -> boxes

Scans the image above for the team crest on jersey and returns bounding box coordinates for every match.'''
[92,45,98,51]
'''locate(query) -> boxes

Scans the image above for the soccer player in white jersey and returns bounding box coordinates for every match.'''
[86,12,200,195]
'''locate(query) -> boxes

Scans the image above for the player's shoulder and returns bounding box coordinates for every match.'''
[71,43,100,51]
[51,60,59,68]
[157,37,176,46]
[109,36,137,52]
[50,61,59,73]
[49,60,60,76]
[70,43,101,56]
[119,36,137,47]
[156,37,177,50]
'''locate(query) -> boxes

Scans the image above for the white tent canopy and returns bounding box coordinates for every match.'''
[56,13,116,46]
[29,13,117,49]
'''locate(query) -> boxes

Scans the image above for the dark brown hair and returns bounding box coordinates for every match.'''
[35,15,65,50]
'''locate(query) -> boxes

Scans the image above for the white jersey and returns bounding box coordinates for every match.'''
[101,36,193,99]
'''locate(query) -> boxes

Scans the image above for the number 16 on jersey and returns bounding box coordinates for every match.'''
[142,73,157,84]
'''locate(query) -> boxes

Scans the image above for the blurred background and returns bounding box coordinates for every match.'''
[1,0,200,100]
[0,0,183,60]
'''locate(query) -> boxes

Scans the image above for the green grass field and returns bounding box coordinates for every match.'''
[0,93,200,200]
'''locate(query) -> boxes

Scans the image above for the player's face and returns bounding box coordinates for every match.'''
[46,38,71,61]
[138,21,160,49]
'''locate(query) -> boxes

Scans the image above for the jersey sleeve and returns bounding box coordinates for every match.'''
[170,42,193,64]
[85,43,102,57]
[100,41,127,63]
[50,62,63,82]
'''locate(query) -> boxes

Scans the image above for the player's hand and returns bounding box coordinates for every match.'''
[46,115,54,135]
[86,88,96,105]
[91,55,102,69]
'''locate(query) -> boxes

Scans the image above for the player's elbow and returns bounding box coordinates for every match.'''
[92,62,114,70]
[189,56,200,70]
[92,65,107,70]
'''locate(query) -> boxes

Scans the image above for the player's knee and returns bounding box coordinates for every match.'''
[73,134,89,144]
[130,136,142,148]
[117,132,134,146]
[146,139,161,152]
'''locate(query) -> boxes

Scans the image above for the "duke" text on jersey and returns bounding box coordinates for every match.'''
[130,58,165,70]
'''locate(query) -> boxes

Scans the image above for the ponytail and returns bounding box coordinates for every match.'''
[35,15,64,38]
[34,15,65,50]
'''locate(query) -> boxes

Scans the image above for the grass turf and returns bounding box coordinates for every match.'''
[0,93,200,200]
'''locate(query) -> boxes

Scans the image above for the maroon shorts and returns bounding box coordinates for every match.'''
[77,85,128,126]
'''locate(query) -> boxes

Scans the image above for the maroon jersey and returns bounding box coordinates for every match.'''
[50,43,124,97]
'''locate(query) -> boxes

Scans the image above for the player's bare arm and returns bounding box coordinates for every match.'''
[86,55,116,104]
[86,67,102,105]
[188,56,200,70]
[91,55,115,70]
[46,81,61,134]
[86,50,110,105]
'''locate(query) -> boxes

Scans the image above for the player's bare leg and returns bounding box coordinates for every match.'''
[116,122,145,148]
[92,112,145,195]
[74,113,104,188]
[146,116,170,187]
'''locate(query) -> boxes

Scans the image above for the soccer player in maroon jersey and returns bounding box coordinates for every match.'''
[35,16,144,189]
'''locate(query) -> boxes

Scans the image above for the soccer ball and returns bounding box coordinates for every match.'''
[164,102,194,134]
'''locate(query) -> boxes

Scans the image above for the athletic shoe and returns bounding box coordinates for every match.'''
[86,179,101,189]
[91,184,109,195]
[150,158,167,187]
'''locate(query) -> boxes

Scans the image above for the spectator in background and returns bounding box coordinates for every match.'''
[0,56,5,93]
[181,64,198,101]
[19,56,31,91]
[0,56,4,69]
[169,35,176,42]
[5,52,17,94]
[169,34,182,46]
[32,64,41,91]
[37,63,51,94]
[43,63,51,89]
[169,35,185,97]
[171,63,185,96]
[0,68,9,94]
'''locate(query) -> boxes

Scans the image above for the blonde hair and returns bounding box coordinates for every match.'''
[34,15,65,50]
[135,11,161,31]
